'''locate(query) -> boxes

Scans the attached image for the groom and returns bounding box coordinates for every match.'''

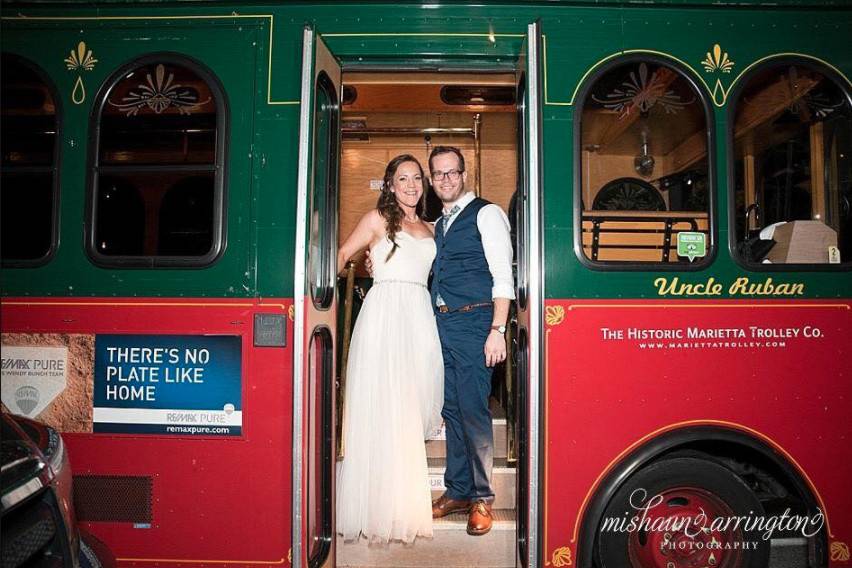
[428,146,514,536]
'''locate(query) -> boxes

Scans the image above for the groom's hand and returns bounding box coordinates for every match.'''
[484,331,507,367]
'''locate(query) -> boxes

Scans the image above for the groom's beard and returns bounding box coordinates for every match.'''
[438,182,464,207]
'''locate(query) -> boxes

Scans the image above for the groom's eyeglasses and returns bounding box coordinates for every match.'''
[431,169,463,182]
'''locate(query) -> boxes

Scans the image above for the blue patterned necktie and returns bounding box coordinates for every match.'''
[442,205,461,235]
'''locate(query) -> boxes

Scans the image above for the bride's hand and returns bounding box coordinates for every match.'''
[364,250,374,277]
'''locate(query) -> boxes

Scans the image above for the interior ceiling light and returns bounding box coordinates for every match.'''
[634,130,655,177]
[342,85,358,106]
[441,85,515,106]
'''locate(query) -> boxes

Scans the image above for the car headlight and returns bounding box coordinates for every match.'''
[44,426,66,474]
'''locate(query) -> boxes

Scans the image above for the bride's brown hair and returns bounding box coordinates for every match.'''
[377,154,427,261]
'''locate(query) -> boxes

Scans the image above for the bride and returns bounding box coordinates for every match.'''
[336,154,444,544]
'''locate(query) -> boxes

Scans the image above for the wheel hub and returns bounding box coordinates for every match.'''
[629,487,744,568]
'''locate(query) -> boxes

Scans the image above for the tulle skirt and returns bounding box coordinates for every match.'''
[336,281,444,544]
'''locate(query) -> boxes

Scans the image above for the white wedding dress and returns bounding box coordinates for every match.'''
[336,230,444,544]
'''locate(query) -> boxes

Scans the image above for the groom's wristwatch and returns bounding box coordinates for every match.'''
[490,325,507,335]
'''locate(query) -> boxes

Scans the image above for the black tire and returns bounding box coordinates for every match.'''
[595,457,770,568]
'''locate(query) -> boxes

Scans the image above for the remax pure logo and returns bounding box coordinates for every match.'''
[1,345,68,418]
[14,385,40,415]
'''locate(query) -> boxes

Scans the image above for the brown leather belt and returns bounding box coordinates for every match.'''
[437,302,492,314]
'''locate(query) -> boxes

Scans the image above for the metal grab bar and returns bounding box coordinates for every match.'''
[505,314,516,464]
[745,202,761,231]
[336,260,357,461]
[341,127,474,135]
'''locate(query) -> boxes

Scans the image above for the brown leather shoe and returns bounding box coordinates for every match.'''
[432,493,471,518]
[467,500,493,536]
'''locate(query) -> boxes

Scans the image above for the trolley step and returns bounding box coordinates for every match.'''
[425,419,509,460]
[336,510,516,568]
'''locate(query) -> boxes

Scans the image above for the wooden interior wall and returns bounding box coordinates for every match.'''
[339,112,517,264]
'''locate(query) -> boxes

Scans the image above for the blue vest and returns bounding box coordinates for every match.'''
[431,198,493,310]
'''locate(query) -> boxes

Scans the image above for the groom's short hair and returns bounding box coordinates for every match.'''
[429,146,466,174]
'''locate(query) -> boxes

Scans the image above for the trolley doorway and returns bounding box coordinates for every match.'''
[292,22,543,568]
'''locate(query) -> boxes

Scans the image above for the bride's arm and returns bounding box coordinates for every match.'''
[338,209,383,274]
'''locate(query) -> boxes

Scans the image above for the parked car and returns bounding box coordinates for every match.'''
[1,412,114,568]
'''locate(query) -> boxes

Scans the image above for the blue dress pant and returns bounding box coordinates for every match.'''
[436,307,494,502]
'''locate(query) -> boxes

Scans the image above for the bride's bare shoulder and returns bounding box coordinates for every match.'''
[364,209,385,228]
[362,210,389,247]
[352,209,385,236]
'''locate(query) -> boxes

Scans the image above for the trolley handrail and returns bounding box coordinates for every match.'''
[336,260,357,461]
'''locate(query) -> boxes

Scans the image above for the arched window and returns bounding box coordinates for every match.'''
[576,57,713,266]
[731,60,851,267]
[1,54,60,265]
[88,54,227,267]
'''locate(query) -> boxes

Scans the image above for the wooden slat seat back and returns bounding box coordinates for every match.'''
[581,211,709,263]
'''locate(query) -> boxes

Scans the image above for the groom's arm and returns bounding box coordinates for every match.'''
[478,205,515,305]
[478,204,515,367]
[491,298,511,329]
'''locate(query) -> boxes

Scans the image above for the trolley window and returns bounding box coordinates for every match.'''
[576,58,713,267]
[1,54,60,266]
[731,61,851,267]
[87,55,227,267]
[308,71,339,309]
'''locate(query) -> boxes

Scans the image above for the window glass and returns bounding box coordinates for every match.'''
[95,176,146,256]
[307,327,333,567]
[309,72,339,309]
[91,58,224,264]
[100,62,216,166]
[158,176,214,256]
[732,63,851,266]
[1,54,58,263]
[579,60,711,265]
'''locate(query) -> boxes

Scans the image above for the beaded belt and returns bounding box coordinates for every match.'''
[372,279,427,289]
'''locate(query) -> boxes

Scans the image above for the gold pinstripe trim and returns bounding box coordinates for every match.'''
[322,32,524,38]
[117,556,288,565]
[1,300,288,311]
[543,43,852,107]
[0,14,299,105]
[566,303,850,311]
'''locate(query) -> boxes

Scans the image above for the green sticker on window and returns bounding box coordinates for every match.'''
[677,232,706,262]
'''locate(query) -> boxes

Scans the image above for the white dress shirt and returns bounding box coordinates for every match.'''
[440,191,516,301]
